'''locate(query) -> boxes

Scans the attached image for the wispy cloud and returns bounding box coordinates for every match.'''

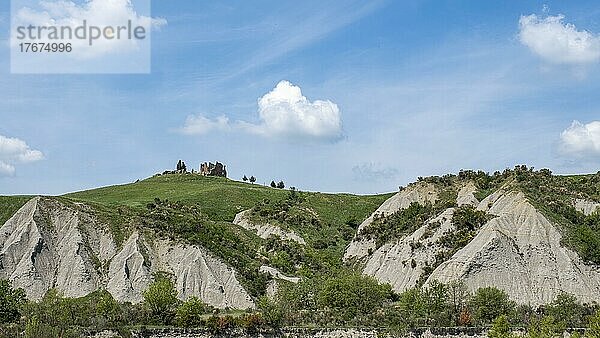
[221,0,387,81]
[352,162,398,182]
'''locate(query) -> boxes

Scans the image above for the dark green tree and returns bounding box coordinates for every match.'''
[270,181,276,188]
[469,287,515,325]
[249,176,256,184]
[277,181,285,189]
[258,296,283,328]
[546,292,585,328]
[488,315,513,338]
[0,279,26,324]
[316,273,392,323]
[242,175,248,182]
[175,297,209,328]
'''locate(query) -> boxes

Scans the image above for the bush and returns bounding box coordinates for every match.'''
[316,273,393,323]
[526,315,565,338]
[488,315,513,338]
[257,296,283,329]
[546,293,586,328]
[469,287,515,325]
[587,310,600,338]
[0,279,26,324]
[143,274,179,325]
[175,297,209,328]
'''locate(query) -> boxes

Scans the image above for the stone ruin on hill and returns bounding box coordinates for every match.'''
[200,161,227,177]
[162,160,188,175]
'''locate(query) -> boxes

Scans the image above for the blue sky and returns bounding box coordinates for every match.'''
[1,0,600,195]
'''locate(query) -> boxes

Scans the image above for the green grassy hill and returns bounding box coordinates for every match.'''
[64,173,392,228]
[0,196,33,225]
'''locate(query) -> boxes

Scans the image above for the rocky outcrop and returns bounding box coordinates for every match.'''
[574,198,600,216]
[352,180,600,305]
[363,208,456,293]
[155,240,254,309]
[427,190,600,305]
[259,265,300,283]
[0,197,102,299]
[344,183,438,262]
[0,197,254,309]
[456,182,478,207]
[233,210,306,245]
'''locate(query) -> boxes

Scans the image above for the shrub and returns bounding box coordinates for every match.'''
[143,274,179,325]
[258,296,283,329]
[488,315,513,338]
[175,297,209,328]
[587,310,600,338]
[316,273,393,323]
[546,292,586,328]
[469,287,515,325]
[526,315,565,338]
[0,279,26,324]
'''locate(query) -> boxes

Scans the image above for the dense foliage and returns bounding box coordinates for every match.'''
[247,188,385,276]
[357,201,436,248]
[0,280,26,324]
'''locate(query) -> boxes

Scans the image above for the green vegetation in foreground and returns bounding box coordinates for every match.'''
[3,276,600,337]
[0,196,32,225]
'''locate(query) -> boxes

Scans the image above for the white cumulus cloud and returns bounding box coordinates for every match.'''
[0,135,44,177]
[179,81,343,142]
[559,121,600,156]
[519,14,600,65]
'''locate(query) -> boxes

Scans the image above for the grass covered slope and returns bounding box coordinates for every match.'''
[64,173,391,230]
[65,174,290,222]
[0,196,32,225]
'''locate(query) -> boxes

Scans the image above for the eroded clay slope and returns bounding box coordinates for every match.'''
[0,197,254,309]
[427,190,600,305]
[574,199,599,216]
[344,182,438,262]
[363,208,456,292]
[233,210,306,245]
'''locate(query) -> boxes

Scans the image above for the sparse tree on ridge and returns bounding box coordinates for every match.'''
[243,175,248,182]
[277,181,285,189]
[249,176,256,184]
[270,181,276,188]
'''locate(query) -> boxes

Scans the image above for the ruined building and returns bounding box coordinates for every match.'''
[200,162,227,177]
